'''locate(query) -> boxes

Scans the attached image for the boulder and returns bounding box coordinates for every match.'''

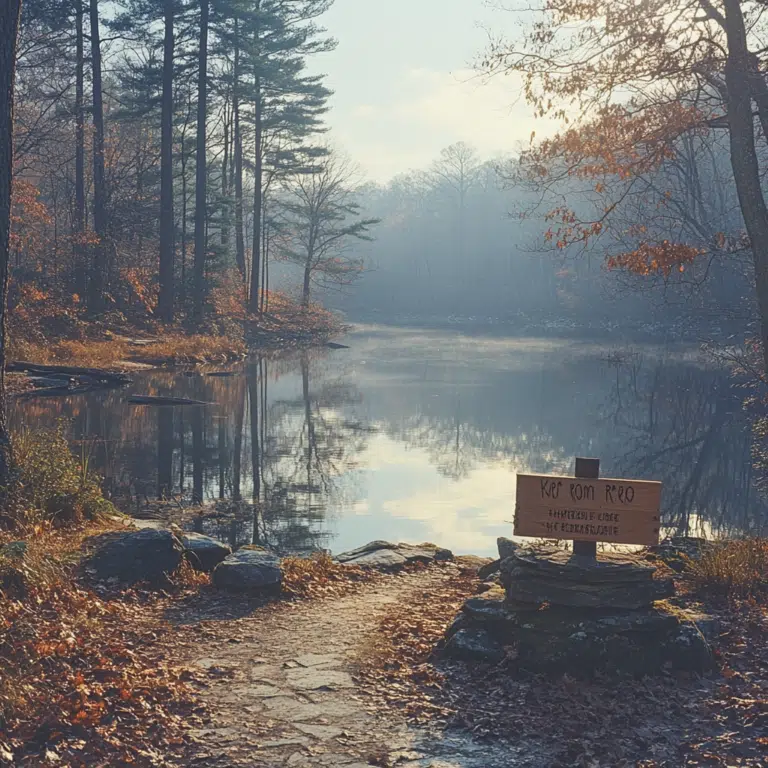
[86,529,184,585]
[335,541,453,570]
[444,628,505,664]
[213,550,282,592]
[497,537,520,561]
[477,559,500,580]
[513,604,714,675]
[181,532,231,572]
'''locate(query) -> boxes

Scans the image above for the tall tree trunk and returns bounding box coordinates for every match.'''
[88,0,107,315]
[74,0,85,237]
[302,261,311,306]
[724,0,768,374]
[0,0,22,488]
[248,10,262,313]
[249,375,261,503]
[221,96,230,248]
[192,0,209,321]
[233,18,246,280]
[158,0,175,322]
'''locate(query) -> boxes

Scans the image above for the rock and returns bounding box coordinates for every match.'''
[444,628,505,664]
[508,546,658,583]
[213,550,282,592]
[181,532,232,572]
[335,540,453,570]
[512,604,714,675]
[461,595,519,635]
[86,529,183,585]
[500,546,673,609]
[497,537,519,561]
[478,558,500,580]
[505,572,674,609]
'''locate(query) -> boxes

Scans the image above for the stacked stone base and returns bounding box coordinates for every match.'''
[445,542,715,676]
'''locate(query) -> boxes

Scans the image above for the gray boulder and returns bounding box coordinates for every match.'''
[444,628,505,664]
[213,549,282,592]
[335,541,453,570]
[181,532,231,572]
[497,537,520,561]
[86,529,184,585]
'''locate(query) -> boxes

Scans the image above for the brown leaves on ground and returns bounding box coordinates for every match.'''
[0,526,202,767]
[355,563,477,725]
[355,564,768,767]
[281,552,376,600]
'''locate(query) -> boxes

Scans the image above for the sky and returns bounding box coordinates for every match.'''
[312,0,546,183]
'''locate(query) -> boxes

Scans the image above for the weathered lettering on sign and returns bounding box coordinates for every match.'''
[514,473,662,546]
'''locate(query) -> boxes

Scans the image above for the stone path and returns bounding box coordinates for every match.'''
[172,567,543,768]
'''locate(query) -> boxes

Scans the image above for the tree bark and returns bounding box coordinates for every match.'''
[158,0,175,322]
[248,7,262,313]
[88,0,108,315]
[0,0,22,489]
[192,0,209,321]
[724,0,768,374]
[233,17,246,280]
[74,0,85,237]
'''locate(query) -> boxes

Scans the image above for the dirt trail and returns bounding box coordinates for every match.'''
[169,566,539,768]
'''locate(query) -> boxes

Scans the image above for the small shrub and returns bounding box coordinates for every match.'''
[6,427,115,531]
[687,538,768,597]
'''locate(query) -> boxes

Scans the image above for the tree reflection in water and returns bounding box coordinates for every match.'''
[8,334,768,551]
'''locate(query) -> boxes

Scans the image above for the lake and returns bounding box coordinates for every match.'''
[11,324,768,557]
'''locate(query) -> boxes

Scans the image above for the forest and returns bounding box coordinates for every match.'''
[4,1,768,767]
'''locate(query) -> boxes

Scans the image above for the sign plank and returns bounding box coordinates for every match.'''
[514,473,662,546]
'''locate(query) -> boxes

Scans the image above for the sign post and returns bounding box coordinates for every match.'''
[573,457,600,559]
[514,459,662,550]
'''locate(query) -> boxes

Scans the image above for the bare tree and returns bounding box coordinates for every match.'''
[279,151,379,306]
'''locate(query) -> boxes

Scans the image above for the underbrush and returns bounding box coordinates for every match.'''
[0,431,200,765]
[1,427,115,534]
[0,525,199,766]
[9,281,344,373]
[686,538,768,597]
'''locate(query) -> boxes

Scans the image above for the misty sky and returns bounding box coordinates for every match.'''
[314,0,547,182]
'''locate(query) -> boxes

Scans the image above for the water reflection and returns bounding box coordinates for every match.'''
[9,327,767,556]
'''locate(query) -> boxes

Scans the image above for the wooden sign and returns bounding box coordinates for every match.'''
[514,473,662,546]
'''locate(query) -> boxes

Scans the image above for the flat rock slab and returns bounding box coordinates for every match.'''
[285,668,354,691]
[505,571,674,609]
[292,653,342,668]
[293,723,347,740]
[263,696,360,722]
[508,546,658,583]
[213,549,282,592]
[335,540,453,570]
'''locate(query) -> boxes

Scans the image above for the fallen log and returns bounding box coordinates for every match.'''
[14,384,95,400]
[128,395,212,406]
[8,361,132,385]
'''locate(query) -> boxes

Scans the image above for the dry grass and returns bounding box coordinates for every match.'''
[687,538,768,597]
[11,333,246,370]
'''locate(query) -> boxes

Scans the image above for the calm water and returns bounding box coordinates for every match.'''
[11,325,767,557]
